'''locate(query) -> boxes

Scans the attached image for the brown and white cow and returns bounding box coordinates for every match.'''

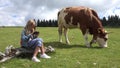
[57,6,108,47]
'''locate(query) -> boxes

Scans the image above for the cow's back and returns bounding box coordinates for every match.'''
[58,6,93,28]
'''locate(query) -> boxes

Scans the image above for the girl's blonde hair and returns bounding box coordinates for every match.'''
[24,19,36,35]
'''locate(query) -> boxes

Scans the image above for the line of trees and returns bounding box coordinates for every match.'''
[36,19,58,27]
[35,15,120,27]
[102,15,120,27]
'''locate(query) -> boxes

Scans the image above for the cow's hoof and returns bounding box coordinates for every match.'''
[86,45,91,48]
[66,41,70,45]
[99,44,107,48]
[59,40,62,43]
[100,46,107,48]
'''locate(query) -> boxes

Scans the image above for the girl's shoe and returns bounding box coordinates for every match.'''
[41,53,51,59]
[32,57,40,62]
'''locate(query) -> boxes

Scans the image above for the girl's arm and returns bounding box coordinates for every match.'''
[21,30,32,41]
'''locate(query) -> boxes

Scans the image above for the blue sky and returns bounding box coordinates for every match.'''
[0,0,120,26]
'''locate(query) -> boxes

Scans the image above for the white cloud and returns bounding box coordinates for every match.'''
[104,5,120,18]
[0,12,25,26]
[0,0,120,26]
[34,7,59,20]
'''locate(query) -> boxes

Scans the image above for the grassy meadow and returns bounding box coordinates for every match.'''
[0,27,120,68]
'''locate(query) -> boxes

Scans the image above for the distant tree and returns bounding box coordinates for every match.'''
[37,19,40,27]
[101,17,107,26]
[101,15,120,27]
[36,19,58,27]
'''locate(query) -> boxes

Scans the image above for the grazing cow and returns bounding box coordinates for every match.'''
[57,6,108,47]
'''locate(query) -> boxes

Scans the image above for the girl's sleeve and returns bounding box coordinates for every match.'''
[21,30,32,41]
[40,38,44,42]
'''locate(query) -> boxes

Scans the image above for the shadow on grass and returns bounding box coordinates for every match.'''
[44,41,103,49]
[16,53,33,60]
[16,41,102,60]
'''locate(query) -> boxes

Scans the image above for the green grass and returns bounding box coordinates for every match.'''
[0,27,120,68]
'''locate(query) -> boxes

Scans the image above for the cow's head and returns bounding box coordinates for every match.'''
[97,28,108,47]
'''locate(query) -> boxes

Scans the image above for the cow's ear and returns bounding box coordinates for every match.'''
[98,28,102,33]
[105,30,108,34]
[105,31,113,34]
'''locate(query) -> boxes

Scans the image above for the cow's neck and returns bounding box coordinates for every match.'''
[91,15,103,38]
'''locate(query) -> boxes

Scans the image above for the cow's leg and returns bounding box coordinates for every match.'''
[81,28,90,47]
[90,35,97,46]
[64,28,70,44]
[84,31,91,47]
[58,26,63,43]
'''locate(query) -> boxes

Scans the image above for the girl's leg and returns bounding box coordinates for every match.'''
[31,39,51,62]
[32,46,40,62]
[33,46,40,57]
[39,44,51,58]
[39,43,45,54]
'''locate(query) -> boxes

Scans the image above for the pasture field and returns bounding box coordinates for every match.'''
[0,27,120,68]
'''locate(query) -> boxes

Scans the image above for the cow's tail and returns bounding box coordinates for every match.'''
[57,9,62,26]
[57,9,63,32]
[57,8,66,26]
